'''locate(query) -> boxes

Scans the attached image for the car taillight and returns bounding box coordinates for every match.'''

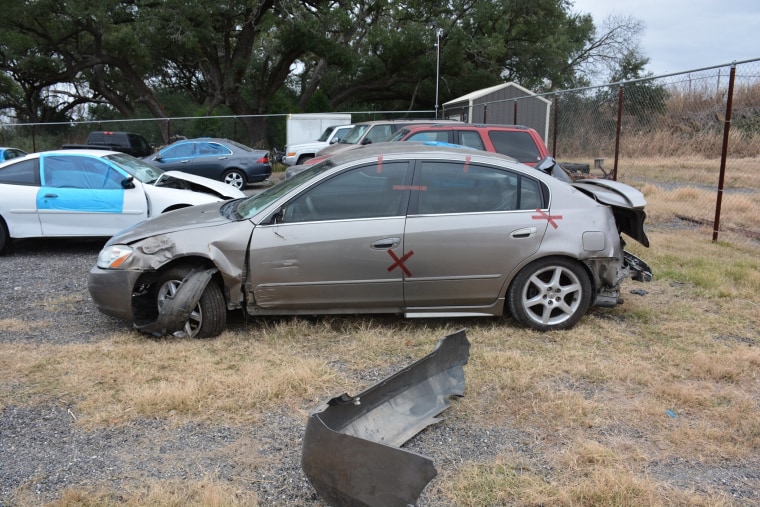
[257,155,269,163]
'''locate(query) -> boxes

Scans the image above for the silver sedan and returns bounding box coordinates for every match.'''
[88,145,651,338]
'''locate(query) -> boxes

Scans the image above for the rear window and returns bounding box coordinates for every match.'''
[488,131,542,163]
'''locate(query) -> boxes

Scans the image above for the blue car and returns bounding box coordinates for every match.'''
[0,147,28,162]
[145,138,272,189]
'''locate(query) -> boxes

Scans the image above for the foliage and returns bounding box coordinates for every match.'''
[0,0,645,144]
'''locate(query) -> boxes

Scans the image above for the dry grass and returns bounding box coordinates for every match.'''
[2,229,760,505]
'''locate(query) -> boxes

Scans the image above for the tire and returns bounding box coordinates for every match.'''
[156,267,227,338]
[0,217,9,255]
[223,169,247,189]
[296,154,314,165]
[507,257,592,331]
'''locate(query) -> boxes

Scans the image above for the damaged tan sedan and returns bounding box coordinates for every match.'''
[88,144,651,338]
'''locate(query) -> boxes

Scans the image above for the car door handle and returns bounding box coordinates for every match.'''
[180,159,191,163]
[44,193,59,198]
[218,156,228,160]
[372,237,400,249]
[510,227,537,239]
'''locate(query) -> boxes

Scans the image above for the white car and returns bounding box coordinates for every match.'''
[282,124,353,166]
[0,149,244,254]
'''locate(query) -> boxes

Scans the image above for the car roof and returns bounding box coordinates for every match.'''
[323,142,519,167]
[350,118,463,126]
[399,123,537,132]
[29,149,123,157]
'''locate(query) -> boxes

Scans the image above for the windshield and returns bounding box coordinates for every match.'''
[339,125,370,145]
[317,127,334,142]
[105,153,165,184]
[236,161,335,219]
[387,129,411,142]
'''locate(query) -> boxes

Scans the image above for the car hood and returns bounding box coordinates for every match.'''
[154,170,245,199]
[571,179,649,247]
[288,140,327,151]
[108,200,236,245]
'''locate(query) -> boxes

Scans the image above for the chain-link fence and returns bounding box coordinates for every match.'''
[501,59,760,249]
[2,61,758,248]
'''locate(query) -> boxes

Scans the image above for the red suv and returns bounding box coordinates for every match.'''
[387,124,549,166]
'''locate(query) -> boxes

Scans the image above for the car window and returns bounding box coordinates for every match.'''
[198,142,229,156]
[161,142,195,158]
[284,162,409,222]
[488,131,542,163]
[406,131,449,143]
[106,153,164,184]
[365,125,395,143]
[415,160,543,214]
[42,155,125,189]
[128,134,150,151]
[332,128,350,142]
[341,125,371,145]
[0,158,39,186]
[458,131,486,150]
[2,149,26,161]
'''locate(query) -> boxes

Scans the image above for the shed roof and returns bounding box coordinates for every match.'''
[443,82,551,106]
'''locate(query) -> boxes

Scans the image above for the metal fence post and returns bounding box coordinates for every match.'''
[552,95,558,157]
[712,64,736,242]
[613,83,624,181]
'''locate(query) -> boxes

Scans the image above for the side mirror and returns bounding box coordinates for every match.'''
[271,205,287,224]
[121,176,135,189]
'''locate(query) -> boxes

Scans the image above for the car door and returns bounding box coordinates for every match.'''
[189,141,231,180]
[153,141,197,172]
[402,159,548,308]
[248,160,412,311]
[36,154,148,236]
[0,157,43,237]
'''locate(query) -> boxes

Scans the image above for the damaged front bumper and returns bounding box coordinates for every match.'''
[302,329,470,507]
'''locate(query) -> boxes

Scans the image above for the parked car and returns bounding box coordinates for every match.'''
[314,119,463,160]
[0,147,28,162]
[145,138,272,189]
[387,123,550,166]
[0,149,245,254]
[61,131,154,158]
[282,124,354,166]
[88,144,651,339]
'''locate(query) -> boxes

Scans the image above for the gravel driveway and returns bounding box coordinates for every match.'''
[0,237,511,506]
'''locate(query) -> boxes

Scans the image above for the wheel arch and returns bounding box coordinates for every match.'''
[131,255,229,328]
[502,254,598,311]
[161,203,192,213]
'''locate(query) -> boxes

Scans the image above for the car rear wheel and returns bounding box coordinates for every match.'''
[223,169,247,189]
[507,257,592,331]
[156,267,227,338]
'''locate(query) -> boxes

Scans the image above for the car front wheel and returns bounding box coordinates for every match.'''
[507,257,592,331]
[223,169,247,189]
[156,267,227,338]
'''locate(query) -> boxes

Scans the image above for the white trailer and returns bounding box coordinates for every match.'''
[286,113,352,147]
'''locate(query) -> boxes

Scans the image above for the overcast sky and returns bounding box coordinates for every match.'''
[570,0,760,77]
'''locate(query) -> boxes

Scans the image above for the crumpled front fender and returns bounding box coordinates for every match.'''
[302,329,470,507]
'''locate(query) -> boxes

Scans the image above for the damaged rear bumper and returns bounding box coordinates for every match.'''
[302,329,470,507]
